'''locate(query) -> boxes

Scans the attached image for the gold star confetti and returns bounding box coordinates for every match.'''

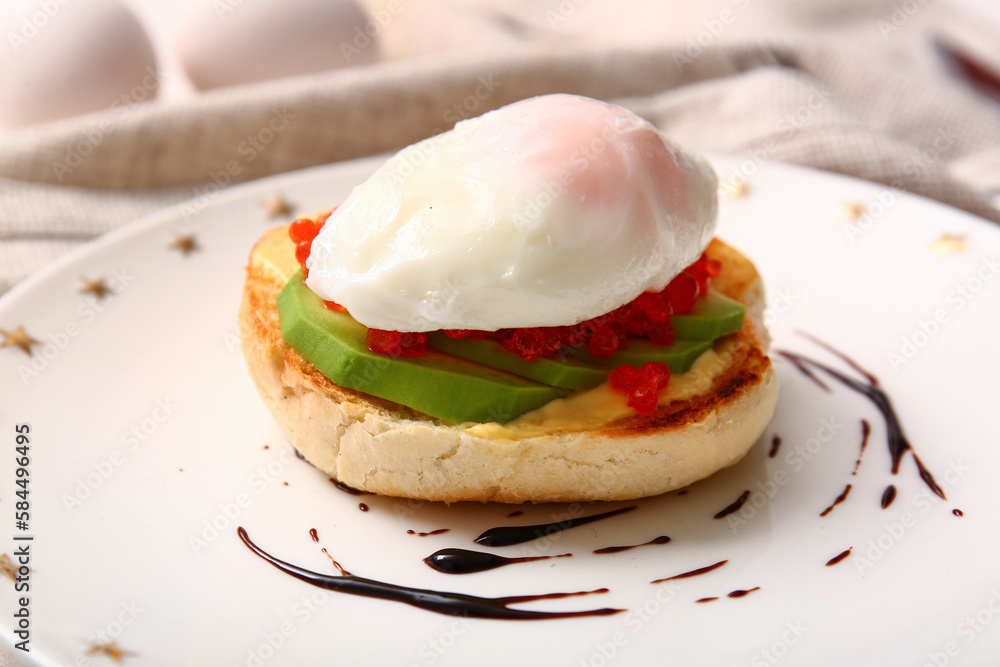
[80,276,112,300]
[0,553,16,581]
[263,194,294,219]
[930,232,967,259]
[86,642,135,663]
[719,180,750,199]
[169,232,199,256]
[0,325,40,356]
[841,202,869,223]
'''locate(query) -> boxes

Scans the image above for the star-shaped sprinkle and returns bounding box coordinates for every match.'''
[169,233,199,256]
[86,642,135,663]
[263,194,294,219]
[841,202,868,223]
[0,553,16,581]
[719,180,750,199]
[930,232,967,259]
[0,325,40,356]
[80,276,112,300]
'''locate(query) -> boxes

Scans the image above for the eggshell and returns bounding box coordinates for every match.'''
[0,0,158,129]
[176,0,378,90]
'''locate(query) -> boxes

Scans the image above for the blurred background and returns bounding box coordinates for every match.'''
[0,0,1000,124]
[0,0,998,292]
[4,0,1000,118]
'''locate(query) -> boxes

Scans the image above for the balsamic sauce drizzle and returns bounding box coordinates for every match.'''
[880,485,897,509]
[781,353,831,392]
[728,587,760,598]
[321,548,349,575]
[768,435,782,458]
[952,509,964,517]
[474,506,637,547]
[693,586,759,602]
[308,528,319,543]
[651,559,728,584]
[329,478,368,495]
[359,503,369,512]
[826,548,852,566]
[593,536,671,554]
[714,491,751,519]
[407,528,450,537]
[777,339,946,500]
[508,510,524,518]
[820,484,852,517]
[424,548,572,574]
[238,527,622,619]
[851,420,871,476]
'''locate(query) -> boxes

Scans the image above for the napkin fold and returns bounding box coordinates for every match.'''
[1,0,998,294]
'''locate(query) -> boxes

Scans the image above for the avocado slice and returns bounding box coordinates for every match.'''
[671,291,745,340]
[277,274,569,424]
[427,332,608,391]
[570,338,713,374]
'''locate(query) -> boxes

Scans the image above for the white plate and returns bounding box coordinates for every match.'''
[2,157,999,667]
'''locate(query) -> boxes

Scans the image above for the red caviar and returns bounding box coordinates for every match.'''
[289,212,333,278]
[290,212,348,312]
[609,361,670,415]
[664,272,698,314]
[491,252,714,359]
[366,329,427,357]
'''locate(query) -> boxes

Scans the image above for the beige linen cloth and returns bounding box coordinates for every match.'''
[1,0,999,295]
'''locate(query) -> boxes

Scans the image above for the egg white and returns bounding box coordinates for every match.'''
[306,94,717,332]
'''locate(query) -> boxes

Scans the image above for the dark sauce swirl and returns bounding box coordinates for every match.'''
[407,528,450,537]
[881,485,897,509]
[424,548,571,574]
[728,587,760,598]
[329,478,368,495]
[826,548,852,566]
[474,506,636,547]
[768,435,782,458]
[593,536,671,554]
[714,491,750,519]
[820,484,852,517]
[238,527,622,620]
[778,337,945,501]
[651,559,728,584]
[851,420,871,476]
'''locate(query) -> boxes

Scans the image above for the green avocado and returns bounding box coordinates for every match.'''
[671,291,746,340]
[277,274,568,424]
[570,338,713,374]
[426,332,609,391]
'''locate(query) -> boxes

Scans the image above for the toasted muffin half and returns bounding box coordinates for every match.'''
[240,226,778,503]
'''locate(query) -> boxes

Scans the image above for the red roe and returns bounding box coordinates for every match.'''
[503,328,547,360]
[290,211,333,279]
[289,212,347,311]
[609,361,670,415]
[366,329,427,357]
[664,272,699,314]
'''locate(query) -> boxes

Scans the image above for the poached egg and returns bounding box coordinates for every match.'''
[305,94,718,332]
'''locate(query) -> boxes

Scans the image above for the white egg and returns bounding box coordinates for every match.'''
[175,0,377,90]
[306,94,719,332]
[0,0,158,129]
